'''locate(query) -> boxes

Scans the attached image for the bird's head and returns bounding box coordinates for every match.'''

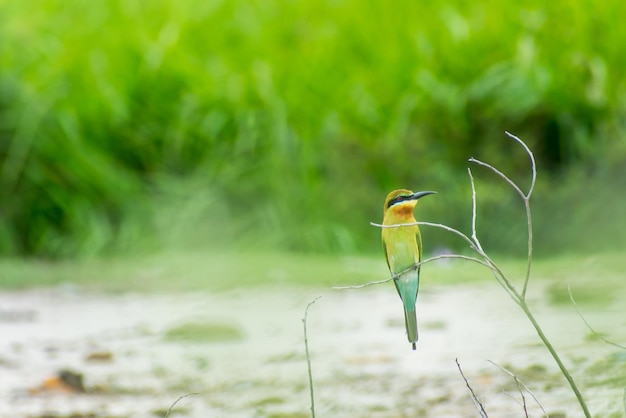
[383,189,436,215]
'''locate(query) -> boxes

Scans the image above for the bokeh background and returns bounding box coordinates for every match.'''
[1,0,625,261]
[2,3,626,416]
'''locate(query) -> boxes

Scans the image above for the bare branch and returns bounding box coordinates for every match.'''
[468,134,536,300]
[332,254,490,290]
[518,301,591,417]
[470,133,588,416]
[417,254,490,268]
[487,360,546,417]
[456,358,488,418]
[165,393,199,418]
[497,131,535,299]
[500,390,527,414]
[468,157,526,200]
[373,215,520,302]
[568,285,626,350]
[303,296,321,418]
[465,164,522,302]
[332,277,393,290]
[520,197,533,300]
[371,221,419,228]
[467,167,484,252]
[371,221,477,252]
[505,131,536,198]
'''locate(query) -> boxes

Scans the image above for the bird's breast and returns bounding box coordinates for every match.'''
[383,228,420,273]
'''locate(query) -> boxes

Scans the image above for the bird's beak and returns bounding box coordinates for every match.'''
[409,191,437,201]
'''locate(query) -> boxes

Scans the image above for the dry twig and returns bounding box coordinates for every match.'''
[568,285,626,350]
[165,393,198,418]
[303,296,321,418]
[332,254,488,290]
[456,358,488,418]
[487,360,546,417]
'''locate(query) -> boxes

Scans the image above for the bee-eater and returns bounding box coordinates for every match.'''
[382,189,436,350]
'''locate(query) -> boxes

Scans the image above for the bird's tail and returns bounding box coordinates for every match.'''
[395,269,419,349]
[404,307,418,350]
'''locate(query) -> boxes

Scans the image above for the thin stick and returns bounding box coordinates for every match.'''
[465,167,521,301]
[303,296,321,418]
[500,390,526,413]
[487,360,546,417]
[469,135,536,300]
[505,131,536,198]
[456,358,488,418]
[519,301,591,417]
[332,254,489,290]
[568,285,626,350]
[371,221,478,252]
[507,131,537,299]
[520,195,533,300]
[165,393,198,418]
[468,167,483,252]
[372,221,519,301]
[333,277,393,289]
[469,157,526,200]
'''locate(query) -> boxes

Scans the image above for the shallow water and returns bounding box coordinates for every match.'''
[0,281,624,417]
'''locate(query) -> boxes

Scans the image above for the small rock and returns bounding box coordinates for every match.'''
[30,369,85,394]
[84,351,113,362]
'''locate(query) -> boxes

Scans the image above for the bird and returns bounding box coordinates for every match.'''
[381,189,436,350]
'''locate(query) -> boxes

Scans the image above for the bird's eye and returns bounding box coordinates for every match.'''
[388,195,408,208]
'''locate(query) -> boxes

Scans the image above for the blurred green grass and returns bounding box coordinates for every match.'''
[0,0,625,258]
[1,250,624,295]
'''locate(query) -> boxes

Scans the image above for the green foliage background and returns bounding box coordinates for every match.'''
[1,0,625,258]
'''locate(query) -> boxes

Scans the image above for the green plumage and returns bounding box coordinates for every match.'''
[395,268,419,345]
[381,189,434,350]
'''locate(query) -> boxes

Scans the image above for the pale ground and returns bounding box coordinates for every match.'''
[0,279,625,417]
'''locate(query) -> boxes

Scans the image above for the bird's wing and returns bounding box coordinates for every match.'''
[415,231,423,276]
[383,239,404,299]
[416,231,423,262]
[382,239,391,271]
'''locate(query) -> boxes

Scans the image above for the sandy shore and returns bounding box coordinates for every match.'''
[0,281,624,417]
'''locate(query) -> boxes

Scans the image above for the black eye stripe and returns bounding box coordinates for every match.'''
[387,195,410,208]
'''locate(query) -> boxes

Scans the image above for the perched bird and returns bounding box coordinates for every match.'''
[382,189,436,350]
